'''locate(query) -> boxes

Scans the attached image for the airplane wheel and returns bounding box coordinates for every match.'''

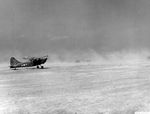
[41,66,44,69]
[37,66,39,69]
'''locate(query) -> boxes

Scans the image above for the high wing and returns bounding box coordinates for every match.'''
[22,56,36,61]
[23,55,48,61]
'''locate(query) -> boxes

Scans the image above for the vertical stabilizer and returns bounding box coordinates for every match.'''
[10,57,21,66]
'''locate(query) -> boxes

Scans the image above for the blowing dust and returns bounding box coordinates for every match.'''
[0,50,150,114]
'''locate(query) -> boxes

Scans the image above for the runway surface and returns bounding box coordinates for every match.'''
[0,60,150,114]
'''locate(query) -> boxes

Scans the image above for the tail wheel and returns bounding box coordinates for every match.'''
[37,66,39,69]
[41,66,44,69]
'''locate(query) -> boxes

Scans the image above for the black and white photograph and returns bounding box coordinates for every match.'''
[0,0,150,114]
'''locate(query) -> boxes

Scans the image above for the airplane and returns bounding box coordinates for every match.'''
[10,55,48,70]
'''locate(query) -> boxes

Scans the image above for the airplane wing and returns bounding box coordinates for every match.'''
[23,55,48,61]
[23,56,31,60]
[23,56,37,61]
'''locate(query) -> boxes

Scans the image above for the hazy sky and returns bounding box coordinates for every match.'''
[0,0,150,56]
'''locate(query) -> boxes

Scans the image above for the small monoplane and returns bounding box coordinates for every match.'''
[10,55,48,70]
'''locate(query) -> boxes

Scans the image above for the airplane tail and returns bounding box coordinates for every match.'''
[10,57,21,66]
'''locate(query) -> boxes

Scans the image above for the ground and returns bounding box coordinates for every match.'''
[0,58,150,114]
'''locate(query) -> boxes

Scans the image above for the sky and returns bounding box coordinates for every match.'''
[0,0,150,57]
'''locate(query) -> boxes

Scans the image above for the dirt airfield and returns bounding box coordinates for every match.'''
[0,54,150,114]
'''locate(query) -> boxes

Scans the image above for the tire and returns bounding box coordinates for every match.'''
[41,66,44,69]
[37,66,39,69]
